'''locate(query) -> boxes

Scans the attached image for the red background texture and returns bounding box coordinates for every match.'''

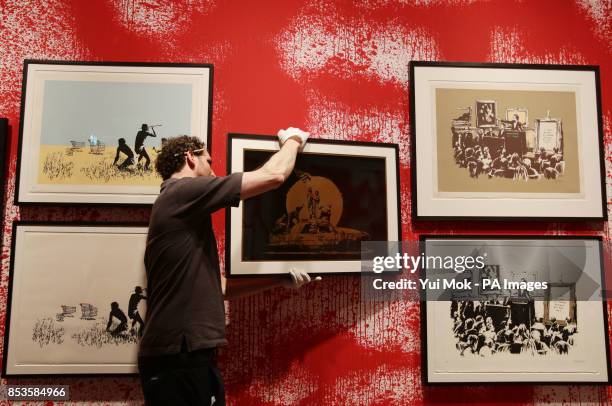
[0,0,611,404]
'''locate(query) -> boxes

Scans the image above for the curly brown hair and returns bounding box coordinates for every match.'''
[155,135,205,180]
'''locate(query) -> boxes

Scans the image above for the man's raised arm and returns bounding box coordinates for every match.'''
[240,127,309,200]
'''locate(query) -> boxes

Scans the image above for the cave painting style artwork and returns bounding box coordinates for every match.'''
[227,135,400,275]
[16,61,212,205]
[411,62,606,220]
[3,224,148,375]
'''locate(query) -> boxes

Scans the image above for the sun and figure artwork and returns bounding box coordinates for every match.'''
[241,150,388,261]
[36,80,193,186]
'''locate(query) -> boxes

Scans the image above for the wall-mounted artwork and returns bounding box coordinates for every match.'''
[421,235,610,384]
[410,61,606,220]
[3,223,148,375]
[16,60,213,205]
[0,118,7,223]
[226,134,400,275]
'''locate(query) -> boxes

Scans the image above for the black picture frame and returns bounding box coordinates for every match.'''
[419,234,611,385]
[410,61,607,221]
[225,133,402,276]
[0,118,8,231]
[2,221,149,377]
[15,59,214,206]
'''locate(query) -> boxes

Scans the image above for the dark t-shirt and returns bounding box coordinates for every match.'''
[139,173,243,357]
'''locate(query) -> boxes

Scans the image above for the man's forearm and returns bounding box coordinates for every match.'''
[260,138,300,180]
[240,138,301,200]
[223,277,285,300]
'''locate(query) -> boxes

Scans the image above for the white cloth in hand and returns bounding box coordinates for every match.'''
[277,127,309,150]
[284,268,321,289]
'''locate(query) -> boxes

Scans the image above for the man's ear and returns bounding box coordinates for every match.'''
[185,151,197,169]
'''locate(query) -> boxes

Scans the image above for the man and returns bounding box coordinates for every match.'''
[138,127,318,405]
[106,302,128,336]
[113,138,135,170]
[128,286,147,337]
[135,124,157,170]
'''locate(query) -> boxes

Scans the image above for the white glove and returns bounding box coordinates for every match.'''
[277,127,309,150]
[283,268,321,289]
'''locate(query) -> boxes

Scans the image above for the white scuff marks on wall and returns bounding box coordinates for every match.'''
[490,27,588,64]
[109,0,216,37]
[247,361,318,405]
[275,15,440,87]
[350,300,420,353]
[305,91,410,164]
[0,0,85,114]
[576,0,611,45]
[357,0,484,7]
[332,366,421,404]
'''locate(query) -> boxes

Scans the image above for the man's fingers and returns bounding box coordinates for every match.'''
[286,268,320,288]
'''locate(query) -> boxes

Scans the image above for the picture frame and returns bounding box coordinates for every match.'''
[16,60,214,205]
[0,118,8,225]
[421,234,610,384]
[226,134,401,276]
[410,61,606,220]
[535,117,563,153]
[475,100,497,128]
[505,108,528,129]
[3,222,148,376]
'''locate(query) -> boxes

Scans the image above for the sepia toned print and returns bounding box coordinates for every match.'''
[436,88,580,194]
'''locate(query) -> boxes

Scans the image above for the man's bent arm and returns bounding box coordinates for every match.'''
[240,138,301,200]
[221,275,285,300]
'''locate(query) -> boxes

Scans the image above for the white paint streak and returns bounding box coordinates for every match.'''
[109,0,216,37]
[490,27,587,64]
[357,0,485,7]
[305,91,410,164]
[576,0,612,45]
[0,0,85,114]
[275,14,440,86]
[332,366,421,404]
[247,361,318,405]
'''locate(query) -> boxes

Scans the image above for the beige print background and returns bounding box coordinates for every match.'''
[436,88,580,194]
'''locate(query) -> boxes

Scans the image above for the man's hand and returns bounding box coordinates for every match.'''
[278,127,309,150]
[283,268,322,289]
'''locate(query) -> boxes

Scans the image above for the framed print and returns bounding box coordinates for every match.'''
[535,116,563,152]
[421,235,610,384]
[226,134,401,275]
[410,61,606,220]
[16,60,213,205]
[3,223,148,375]
[475,100,497,128]
[505,108,528,129]
[0,118,7,218]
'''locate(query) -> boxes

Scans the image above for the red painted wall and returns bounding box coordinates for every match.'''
[1,0,611,404]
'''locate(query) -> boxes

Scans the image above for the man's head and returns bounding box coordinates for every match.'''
[141,124,148,131]
[155,135,212,180]
[118,138,126,145]
[135,286,143,294]
[111,301,119,310]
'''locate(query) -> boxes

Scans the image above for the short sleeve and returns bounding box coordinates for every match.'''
[175,173,243,217]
